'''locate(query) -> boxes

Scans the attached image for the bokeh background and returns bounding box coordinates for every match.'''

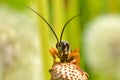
[0,0,120,80]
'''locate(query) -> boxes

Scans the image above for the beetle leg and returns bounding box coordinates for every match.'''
[49,48,58,63]
[69,48,80,65]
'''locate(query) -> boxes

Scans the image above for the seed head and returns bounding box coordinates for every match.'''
[49,62,88,80]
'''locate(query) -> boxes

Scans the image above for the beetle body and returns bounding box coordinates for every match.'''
[50,41,80,65]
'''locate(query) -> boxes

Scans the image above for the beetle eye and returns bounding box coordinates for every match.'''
[56,42,62,52]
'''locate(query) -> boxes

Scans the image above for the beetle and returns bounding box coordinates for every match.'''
[27,6,80,65]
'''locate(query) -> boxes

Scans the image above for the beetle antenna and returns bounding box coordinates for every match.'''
[60,14,79,42]
[27,6,59,42]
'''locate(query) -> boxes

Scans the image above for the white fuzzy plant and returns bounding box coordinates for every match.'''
[84,14,120,80]
[0,6,44,80]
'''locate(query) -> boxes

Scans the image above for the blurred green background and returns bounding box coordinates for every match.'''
[0,0,120,80]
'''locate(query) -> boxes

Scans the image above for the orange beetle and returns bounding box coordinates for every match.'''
[49,14,80,65]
